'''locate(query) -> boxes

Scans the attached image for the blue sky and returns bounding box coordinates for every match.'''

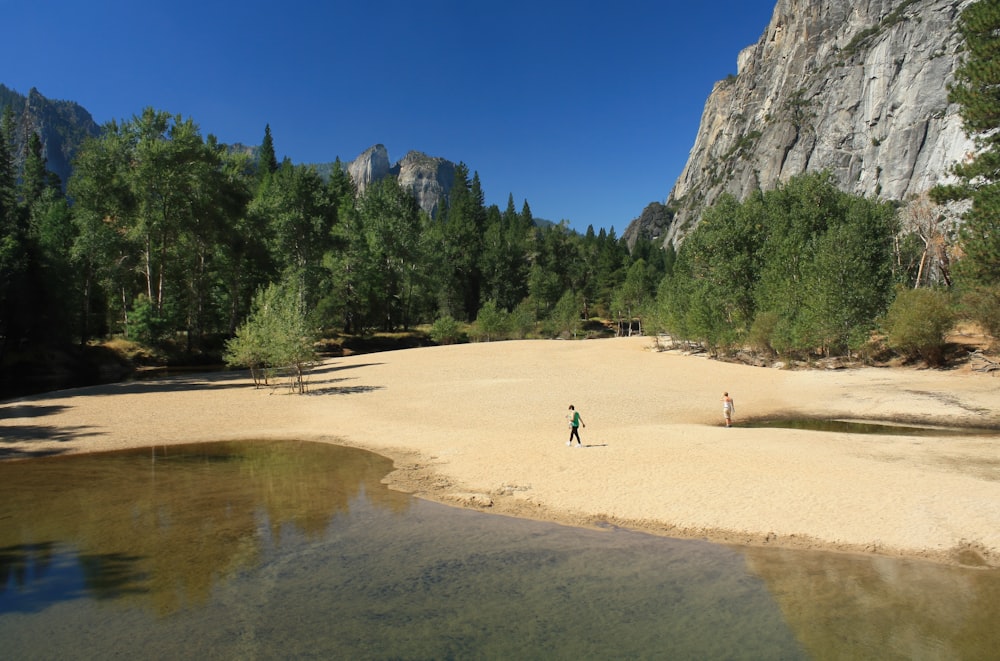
[4,0,776,234]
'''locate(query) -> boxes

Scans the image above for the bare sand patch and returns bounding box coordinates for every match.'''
[2,337,998,567]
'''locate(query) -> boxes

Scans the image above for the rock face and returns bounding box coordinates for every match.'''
[625,0,976,248]
[392,151,456,219]
[625,202,672,246]
[0,85,101,189]
[347,144,456,218]
[347,144,392,196]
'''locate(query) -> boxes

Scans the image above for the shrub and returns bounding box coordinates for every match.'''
[507,300,537,339]
[959,286,1000,348]
[550,291,583,339]
[429,315,462,345]
[747,311,780,356]
[224,280,317,392]
[474,300,508,342]
[128,295,169,345]
[883,288,954,365]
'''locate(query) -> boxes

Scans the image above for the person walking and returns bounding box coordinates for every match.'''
[722,392,735,427]
[566,405,585,447]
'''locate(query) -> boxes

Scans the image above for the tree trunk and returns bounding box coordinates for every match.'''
[914,248,928,288]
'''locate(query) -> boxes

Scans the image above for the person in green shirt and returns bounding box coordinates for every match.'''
[566,405,585,447]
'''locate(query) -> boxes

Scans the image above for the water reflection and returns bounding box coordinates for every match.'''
[1,441,998,660]
[745,547,1000,660]
[743,418,1000,437]
[0,441,410,615]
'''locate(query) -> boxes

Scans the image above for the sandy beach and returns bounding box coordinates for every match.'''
[2,336,998,567]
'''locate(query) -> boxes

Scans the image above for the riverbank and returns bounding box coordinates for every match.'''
[2,337,998,567]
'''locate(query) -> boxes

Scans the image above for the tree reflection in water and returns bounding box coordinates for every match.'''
[0,441,410,615]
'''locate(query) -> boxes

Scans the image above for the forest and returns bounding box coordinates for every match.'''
[0,109,670,365]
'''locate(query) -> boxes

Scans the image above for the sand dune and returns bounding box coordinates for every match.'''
[3,337,998,567]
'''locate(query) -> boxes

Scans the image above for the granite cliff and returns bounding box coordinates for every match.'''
[347,144,456,218]
[624,0,976,248]
[1,86,458,220]
[0,84,101,188]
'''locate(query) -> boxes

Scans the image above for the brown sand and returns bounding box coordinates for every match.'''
[2,337,999,567]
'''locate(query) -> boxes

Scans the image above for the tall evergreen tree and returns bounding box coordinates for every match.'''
[433,163,486,320]
[253,161,335,310]
[258,124,279,178]
[354,176,423,330]
[479,195,529,310]
[69,122,135,341]
[21,132,48,207]
[520,199,533,228]
[70,109,255,345]
[931,0,1000,286]
[0,117,24,359]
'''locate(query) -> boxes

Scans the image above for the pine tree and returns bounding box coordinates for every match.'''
[931,0,1000,286]
[0,114,26,359]
[21,131,48,207]
[258,124,279,177]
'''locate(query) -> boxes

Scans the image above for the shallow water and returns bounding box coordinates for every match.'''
[743,418,1000,437]
[1,441,997,660]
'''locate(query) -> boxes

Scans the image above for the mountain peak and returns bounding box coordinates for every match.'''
[626,0,976,248]
[347,145,456,218]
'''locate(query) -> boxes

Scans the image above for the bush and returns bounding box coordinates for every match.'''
[747,311,780,356]
[128,295,169,345]
[883,288,954,365]
[959,286,1000,348]
[550,291,583,339]
[473,300,507,342]
[223,280,317,392]
[507,300,537,339]
[429,315,462,345]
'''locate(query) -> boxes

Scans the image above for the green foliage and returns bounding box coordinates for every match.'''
[254,160,336,310]
[429,315,462,345]
[224,279,317,392]
[798,197,897,355]
[747,311,780,356]
[128,295,170,345]
[931,0,1000,289]
[507,299,537,339]
[428,164,487,321]
[352,176,424,331]
[7,100,675,366]
[958,285,1000,344]
[258,124,278,177]
[610,258,656,335]
[473,299,507,341]
[69,108,256,349]
[0,112,25,353]
[656,172,898,357]
[883,288,955,365]
[479,195,531,312]
[550,290,584,339]
[21,132,48,207]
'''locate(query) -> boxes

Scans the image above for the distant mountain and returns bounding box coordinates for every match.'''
[624,0,976,249]
[1,85,542,228]
[345,144,457,218]
[0,84,101,189]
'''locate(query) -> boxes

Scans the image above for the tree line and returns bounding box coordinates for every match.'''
[0,108,666,366]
